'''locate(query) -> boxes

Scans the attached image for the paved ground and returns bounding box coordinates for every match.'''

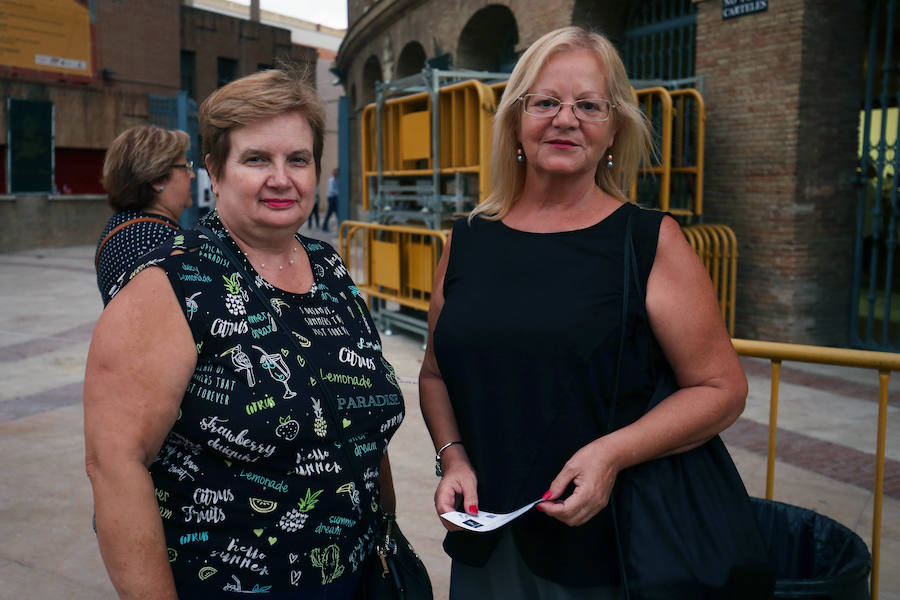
[1,233,898,599]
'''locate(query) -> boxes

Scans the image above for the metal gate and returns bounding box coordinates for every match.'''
[851,0,900,350]
[148,91,201,227]
[622,0,697,85]
[621,0,702,219]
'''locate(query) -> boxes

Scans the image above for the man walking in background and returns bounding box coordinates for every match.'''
[322,167,339,232]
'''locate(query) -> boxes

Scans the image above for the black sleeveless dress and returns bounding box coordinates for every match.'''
[433,202,665,587]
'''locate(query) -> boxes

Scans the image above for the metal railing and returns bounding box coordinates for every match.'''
[732,338,899,599]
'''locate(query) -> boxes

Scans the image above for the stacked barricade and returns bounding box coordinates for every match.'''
[351,72,731,341]
[361,73,501,227]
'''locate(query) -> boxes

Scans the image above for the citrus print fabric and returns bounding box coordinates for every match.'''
[128,211,404,597]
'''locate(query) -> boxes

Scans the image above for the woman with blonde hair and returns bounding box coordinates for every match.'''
[95,125,193,305]
[85,68,405,598]
[419,26,765,598]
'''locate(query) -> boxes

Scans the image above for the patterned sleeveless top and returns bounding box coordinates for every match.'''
[95,209,180,305]
[131,211,405,598]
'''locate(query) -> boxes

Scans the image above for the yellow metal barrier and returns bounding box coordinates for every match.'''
[683,224,738,335]
[339,221,447,337]
[361,79,498,211]
[669,88,705,217]
[632,87,674,214]
[732,339,899,600]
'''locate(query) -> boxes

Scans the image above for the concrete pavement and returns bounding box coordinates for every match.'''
[1,235,898,599]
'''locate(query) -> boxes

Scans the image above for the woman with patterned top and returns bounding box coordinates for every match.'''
[84,68,404,599]
[95,125,194,305]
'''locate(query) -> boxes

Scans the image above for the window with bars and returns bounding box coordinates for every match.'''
[622,0,697,84]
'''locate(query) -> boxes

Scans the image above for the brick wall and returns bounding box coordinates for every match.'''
[793,0,864,344]
[181,7,317,105]
[697,0,863,344]
[94,0,182,96]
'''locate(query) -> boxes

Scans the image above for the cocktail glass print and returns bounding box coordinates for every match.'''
[221,344,256,387]
[252,345,297,399]
[186,292,201,321]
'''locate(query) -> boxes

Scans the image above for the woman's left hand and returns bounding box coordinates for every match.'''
[537,438,620,526]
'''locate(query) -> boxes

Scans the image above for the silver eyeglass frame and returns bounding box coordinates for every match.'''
[518,94,616,123]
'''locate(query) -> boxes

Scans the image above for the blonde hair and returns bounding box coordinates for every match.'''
[471,26,651,221]
[199,67,325,181]
[102,126,190,211]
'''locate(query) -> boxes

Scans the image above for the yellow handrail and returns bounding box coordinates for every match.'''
[732,338,899,599]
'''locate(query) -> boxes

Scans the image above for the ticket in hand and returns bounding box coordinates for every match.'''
[440,498,545,532]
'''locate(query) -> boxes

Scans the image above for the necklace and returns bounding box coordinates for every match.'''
[220,224,301,271]
[258,245,299,271]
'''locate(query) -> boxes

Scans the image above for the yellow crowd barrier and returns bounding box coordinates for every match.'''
[339,221,447,337]
[683,224,738,335]
[733,339,898,599]
[632,87,673,213]
[361,78,497,211]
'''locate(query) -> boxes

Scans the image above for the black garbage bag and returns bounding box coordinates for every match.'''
[751,498,872,600]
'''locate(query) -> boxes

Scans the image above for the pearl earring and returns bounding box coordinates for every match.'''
[516,147,526,164]
[606,153,614,168]
[157,186,165,192]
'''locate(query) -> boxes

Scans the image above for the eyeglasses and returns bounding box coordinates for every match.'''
[172,160,193,170]
[519,94,615,122]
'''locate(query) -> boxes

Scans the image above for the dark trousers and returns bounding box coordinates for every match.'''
[308,200,320,228]
[322,195,338,231]
[450,529,621,600]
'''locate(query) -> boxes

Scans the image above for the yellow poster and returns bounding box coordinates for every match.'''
[0,0,92,76]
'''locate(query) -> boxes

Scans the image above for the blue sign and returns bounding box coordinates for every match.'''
[722,0,768,20]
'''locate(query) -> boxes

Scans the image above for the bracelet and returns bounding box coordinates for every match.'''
[435,441,463,477]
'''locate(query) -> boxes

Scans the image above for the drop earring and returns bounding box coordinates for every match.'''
[516,147,526,164]
[606,153,614,168]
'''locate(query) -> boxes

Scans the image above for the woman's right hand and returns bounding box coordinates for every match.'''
[434,446,479,531]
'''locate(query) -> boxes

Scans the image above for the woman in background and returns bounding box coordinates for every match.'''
[95,125,193,305]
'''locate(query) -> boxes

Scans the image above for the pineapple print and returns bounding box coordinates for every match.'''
[278,508,309,532]
[297,488,324,513]
[312,398,327,438]
[223,273,248,316]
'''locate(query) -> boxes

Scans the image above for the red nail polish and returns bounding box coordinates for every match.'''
[542,490,552,500]
[468,505,478,514]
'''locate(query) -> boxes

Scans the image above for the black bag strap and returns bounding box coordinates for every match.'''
[607,208,636,599]
[195,225,367,489]
[95,216,178,268]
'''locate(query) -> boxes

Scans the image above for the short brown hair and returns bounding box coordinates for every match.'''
[198,67,325,182]
[102,126,190,211]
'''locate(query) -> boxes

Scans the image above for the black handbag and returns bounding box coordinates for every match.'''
[606,211,774,599]
[367,513,434,600]
[196,226,432,600]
